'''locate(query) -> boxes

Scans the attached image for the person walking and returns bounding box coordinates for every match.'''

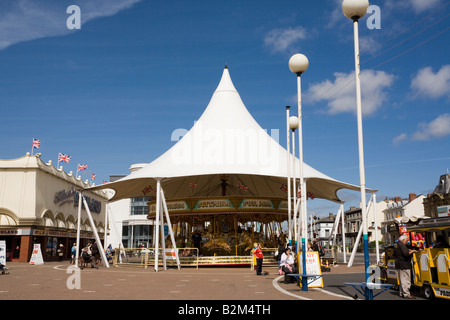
[394,234,417,299]
[253,243,264,276]
[57,243,64,262]
[90,241,100,268]
[70,243,77,264]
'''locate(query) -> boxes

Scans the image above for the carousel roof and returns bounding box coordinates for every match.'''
[88,66,367,202]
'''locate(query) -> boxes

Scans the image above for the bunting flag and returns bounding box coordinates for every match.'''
[297,190,316,200]
[280,184,288,192]
[189,182,198,188]
[102,180,109,184]
[91,173,96,181]
[238,182,248,192]
[142,185,154,195]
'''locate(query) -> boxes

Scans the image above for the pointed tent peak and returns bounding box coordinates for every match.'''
[215,65,237,93]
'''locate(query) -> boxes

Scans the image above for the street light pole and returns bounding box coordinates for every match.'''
[286,106,292,245]
[289,53,309,291]
[342,0,371,300]
[289,116,299,248]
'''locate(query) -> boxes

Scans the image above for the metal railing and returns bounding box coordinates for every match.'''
[113,247,200,269]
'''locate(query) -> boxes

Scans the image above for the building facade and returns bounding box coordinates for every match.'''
[312,213,335,247]
[423,173,450,218]
[0,153,108,262]
[380,193,426,246]
[107,164,155,249]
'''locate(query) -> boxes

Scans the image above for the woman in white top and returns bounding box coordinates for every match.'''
[280,248,297,283]
[280,248,295,269]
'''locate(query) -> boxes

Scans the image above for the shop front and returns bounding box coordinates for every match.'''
[0,153,109,263]
[0,228,102,262]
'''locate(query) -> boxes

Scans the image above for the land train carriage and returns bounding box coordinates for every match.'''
[381,216,450,300]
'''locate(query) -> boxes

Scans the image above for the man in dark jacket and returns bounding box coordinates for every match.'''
[394,235,417,299]
[90,241,100,269]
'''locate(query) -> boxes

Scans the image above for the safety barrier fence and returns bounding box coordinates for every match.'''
[113,247,259,269]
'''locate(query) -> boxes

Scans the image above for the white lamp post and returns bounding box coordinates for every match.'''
[289,115,299,247]
[289,53,309,291]
[285,106,292,244]
[342,0,371,300]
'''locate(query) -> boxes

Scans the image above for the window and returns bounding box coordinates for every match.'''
[46,237,58,257]
[131,197,150,215]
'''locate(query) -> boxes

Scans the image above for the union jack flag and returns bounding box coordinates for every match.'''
[32,138,41,149]
[280,184,288,192]
[77,164,88,171]
[142,185,154,195]
[91,173,96,180]
[58,153,71,163]
[189,183,198,188]
[297,190,316,200]
[238,182,248,192]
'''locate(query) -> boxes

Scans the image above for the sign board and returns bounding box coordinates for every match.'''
[29,244,44,265]
[0,240,6,266]
[164,248,177,260]
[437,205,450,218]
[387,259,397,279]
[298,251,323,288]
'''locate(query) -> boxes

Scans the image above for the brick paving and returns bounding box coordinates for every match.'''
[0,261,368,301]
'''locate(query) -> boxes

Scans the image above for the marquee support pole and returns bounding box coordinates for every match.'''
[161,188,181,270]
[82,194,110,268]
[75,191,82,268]
[154,179,161,272]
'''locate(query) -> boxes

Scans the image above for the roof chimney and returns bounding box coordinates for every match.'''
[409,193,417,202]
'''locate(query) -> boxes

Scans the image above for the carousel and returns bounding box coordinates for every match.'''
[89,66,362,270]
[146,175,289,258]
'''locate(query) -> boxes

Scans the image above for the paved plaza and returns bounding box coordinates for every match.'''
[0,256,426,302]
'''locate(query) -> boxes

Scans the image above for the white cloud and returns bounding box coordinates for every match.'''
[409,0,443,13]
[306,69,395,116]
[410,65,450,100]
[0,0,141,50]
[264,26,307,54]
[412,113,450,140]
[393,133,408,146]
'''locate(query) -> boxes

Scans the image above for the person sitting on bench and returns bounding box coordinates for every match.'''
[280,247,297,283]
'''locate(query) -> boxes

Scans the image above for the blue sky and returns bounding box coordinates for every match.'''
[0,0,449,216]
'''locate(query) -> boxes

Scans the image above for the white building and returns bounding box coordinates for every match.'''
[106,164,156,249]
[381,193,426,245]
[0,153,108,262]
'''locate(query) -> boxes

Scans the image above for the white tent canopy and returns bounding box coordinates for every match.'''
[88,67,366,203]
